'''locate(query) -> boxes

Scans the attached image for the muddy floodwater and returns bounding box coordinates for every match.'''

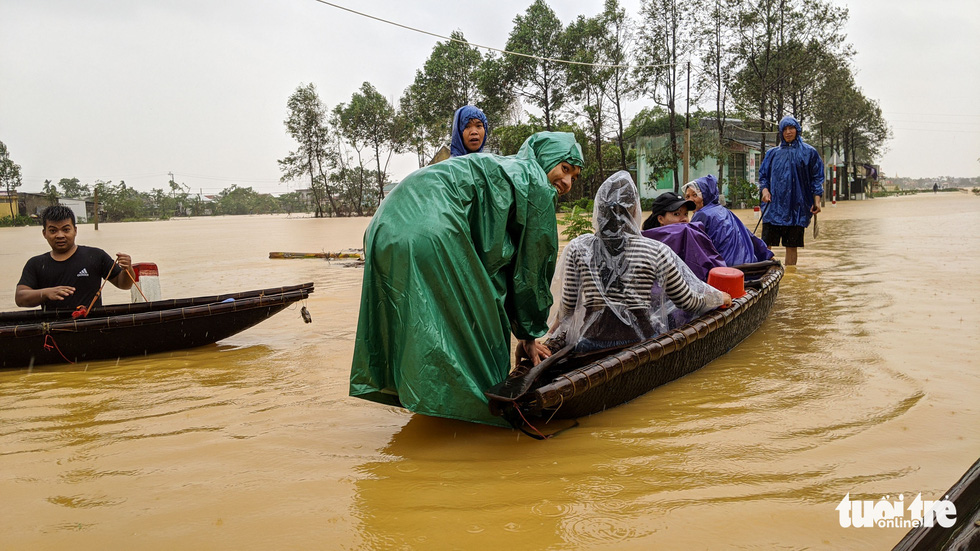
[1,192,978,549]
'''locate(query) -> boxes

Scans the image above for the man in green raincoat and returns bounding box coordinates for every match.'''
[350,132,584,427]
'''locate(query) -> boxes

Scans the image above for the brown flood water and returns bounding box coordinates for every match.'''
[1,192,978,549]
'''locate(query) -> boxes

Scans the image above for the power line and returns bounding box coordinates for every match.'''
[310,0,672,70]
[886,112,980,118]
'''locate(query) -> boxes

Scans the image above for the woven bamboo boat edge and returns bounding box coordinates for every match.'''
[528,264,783,412]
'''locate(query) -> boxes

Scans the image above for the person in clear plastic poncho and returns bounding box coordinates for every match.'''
[350,131,584,427]
[549,171,731,354]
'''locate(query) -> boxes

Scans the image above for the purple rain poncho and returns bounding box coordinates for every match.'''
[758,116,825,227]
[641,221,727,281]
[449,105,489,157]
[685,175,774,267]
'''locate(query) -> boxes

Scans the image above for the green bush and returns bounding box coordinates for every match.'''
[726,178,759,208]
[0,215,37,227]
[560,206,593,241]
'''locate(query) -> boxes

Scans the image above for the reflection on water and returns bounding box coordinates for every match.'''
[2,197,979,549]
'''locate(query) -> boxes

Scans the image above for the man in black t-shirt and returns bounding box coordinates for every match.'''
[16,205,135,311]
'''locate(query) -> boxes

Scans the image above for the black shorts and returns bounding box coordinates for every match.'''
[761,223,805,248]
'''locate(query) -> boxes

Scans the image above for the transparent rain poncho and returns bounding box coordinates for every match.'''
[549,171,727,353]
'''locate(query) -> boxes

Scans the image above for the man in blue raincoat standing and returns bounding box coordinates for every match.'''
[758,116,824,266]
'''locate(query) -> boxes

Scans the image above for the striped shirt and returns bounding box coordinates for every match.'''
[559,235,706,318]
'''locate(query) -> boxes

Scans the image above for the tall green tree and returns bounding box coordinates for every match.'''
[279,83,338,217]
[730,0,849,153]
[57,177,90,199]
[600,0,639,171]
[565,13,613,198]
[474,53,518,131]
[399,31,482,166]
[696,0,740,180]
[0,141,23,194]
[42,179,60,202]
[336,82,400,204]
[216,185,280,215]
[504,0,567,130]
[97,180,147,221]
[635,0,694,191]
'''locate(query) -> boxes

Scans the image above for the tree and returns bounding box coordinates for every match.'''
[696,0,740,180]
[279,83,338,218]
[0,141,23,194]
[399,31,482,167]
[565,13,614,198]
[504,0,567,130]
[474,53,518,132]
[730,0,849,154]
[336,82,400,204]
[57,177,90,199]
[600,0,640,172]
[397,32,516,165]
[635,0,694,192]
[97,180,148,221]
[215,185,280,215]
[42,179,60,202]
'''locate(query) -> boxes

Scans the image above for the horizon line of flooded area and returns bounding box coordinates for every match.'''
[1,191,978,549]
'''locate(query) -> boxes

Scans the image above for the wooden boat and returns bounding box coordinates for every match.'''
[892,457,980,551]
[0,282,314,368]
[486,261,782,432]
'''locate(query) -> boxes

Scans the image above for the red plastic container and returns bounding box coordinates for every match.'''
[707,267,746,299]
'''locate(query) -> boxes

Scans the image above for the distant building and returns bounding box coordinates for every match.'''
[635,119,779,201]
[10,192,58,219]
[59,198,89,223]
[0,191,17,218]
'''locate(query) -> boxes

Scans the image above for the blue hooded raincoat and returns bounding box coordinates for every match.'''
[450,105,489,157]
[689,175,774,267]
[758,116,825,227]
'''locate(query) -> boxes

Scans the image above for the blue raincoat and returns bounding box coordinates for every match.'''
[689,175,774,267]
[449,105,489,157]
[758,116,825,227]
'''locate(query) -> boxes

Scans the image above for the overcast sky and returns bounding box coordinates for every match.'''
[2,0,978,196]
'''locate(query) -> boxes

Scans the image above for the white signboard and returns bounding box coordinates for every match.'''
[747,155,756,184]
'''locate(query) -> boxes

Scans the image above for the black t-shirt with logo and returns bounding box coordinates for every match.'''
[18,245,122,311]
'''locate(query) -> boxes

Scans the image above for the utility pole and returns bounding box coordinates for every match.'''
[93,185,99,231]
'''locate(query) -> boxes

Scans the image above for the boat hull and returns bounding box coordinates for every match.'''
[488,262,782,424]
[1,283,313,368]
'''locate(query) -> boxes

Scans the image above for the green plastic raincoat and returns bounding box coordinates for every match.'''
[350,132,584,426]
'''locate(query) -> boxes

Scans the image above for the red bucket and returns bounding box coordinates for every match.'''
[707,267,746,300]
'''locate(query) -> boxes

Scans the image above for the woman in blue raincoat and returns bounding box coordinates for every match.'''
[350,132,584,427]
[449,105,489,157]
[682,174,773,267]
